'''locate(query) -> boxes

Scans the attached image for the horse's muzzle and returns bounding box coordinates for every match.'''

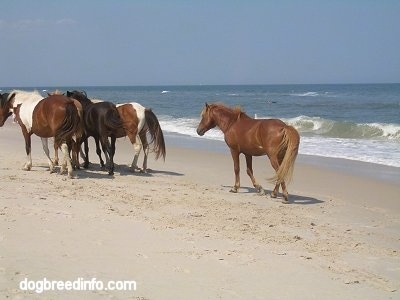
[196,127,205,136]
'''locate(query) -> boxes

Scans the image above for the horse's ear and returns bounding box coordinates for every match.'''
[205,102,209,109]
[66,91,71,97]
[8,93,16,105]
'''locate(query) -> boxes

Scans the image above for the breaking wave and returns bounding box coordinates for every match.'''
[286,116,400,140]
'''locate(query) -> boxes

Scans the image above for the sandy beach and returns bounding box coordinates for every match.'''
[0,119,399,299]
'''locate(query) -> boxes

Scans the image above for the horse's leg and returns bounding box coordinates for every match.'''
[245,154,264,195]
[269,155,289,204]
[229,149,241,193]
[142,134,149,172]
[22,129,32,171]
[95,137,106,170]
[109,136,116,175]
[53,140,59,166]
[59,142,74,178]
[83,137,90,169]
[41,138,56,173]
[70,138,80,170]
[100,136,114,175]
[130,135,141,172]
[280,181,289,204]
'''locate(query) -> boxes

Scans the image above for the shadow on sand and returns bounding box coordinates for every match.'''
[72,163,184,179]
[222,185,323,205]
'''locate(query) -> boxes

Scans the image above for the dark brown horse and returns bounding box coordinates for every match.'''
[197,103,300,203]
[66,90,124,175]
[0,91,81,178]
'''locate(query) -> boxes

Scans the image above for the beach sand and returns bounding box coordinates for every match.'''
[0,120,399,299]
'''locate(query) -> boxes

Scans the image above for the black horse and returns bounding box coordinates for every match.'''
[66,90,124,175]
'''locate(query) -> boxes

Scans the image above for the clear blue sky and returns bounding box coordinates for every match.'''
[1,0,399,87]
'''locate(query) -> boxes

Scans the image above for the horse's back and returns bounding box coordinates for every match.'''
[86,101,123,136]
[12,93,44,132]
[228,117,290,156]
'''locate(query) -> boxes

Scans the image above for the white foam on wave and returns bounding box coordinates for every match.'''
[159,116,224,140]
[290,91,319,97]
[300,136,400,167]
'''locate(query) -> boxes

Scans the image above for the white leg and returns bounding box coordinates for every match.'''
[23,152,33,171]
[60,143,74,178]
[130,134,142,171]
[41,138,55,173]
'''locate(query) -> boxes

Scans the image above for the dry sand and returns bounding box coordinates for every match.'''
[0,120,399,299]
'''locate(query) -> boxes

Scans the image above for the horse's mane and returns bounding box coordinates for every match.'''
[49,89,64,95]
[211,103,247,119]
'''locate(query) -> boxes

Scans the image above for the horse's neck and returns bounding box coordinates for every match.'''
[213,108,238,133]
[80,98,93,109]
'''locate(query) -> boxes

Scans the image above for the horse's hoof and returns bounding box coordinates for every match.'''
[229,188,238,193]
[281,199,290,204]
[108,171,114,176]
[270,192,277,198]
[256,186,265,196]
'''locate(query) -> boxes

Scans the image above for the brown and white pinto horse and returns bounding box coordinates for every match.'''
[197,103,300,203]
[116,102,166,172]
[0,90,81,178]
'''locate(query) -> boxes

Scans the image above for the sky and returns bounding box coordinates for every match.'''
[1,0,399,87]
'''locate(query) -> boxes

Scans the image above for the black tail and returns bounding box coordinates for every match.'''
[143,109,166,160]
[54,101,80,148]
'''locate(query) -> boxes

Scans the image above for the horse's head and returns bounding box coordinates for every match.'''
[197,103,217,136]
[66,90,91,106]
[0,93,15,127]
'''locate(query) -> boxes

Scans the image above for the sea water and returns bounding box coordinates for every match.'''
[4,84,400,168]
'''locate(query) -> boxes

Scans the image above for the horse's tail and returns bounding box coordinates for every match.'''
[54,101,80,148]
[73,100,85,140]
[105,107,124,133]
[270,125,300,184]
[143,109,166,160]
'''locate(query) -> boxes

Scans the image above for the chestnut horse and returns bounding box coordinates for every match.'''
[116,102,166,172]
[196,103,300,203]
[66,90,124,175]
[0,90,81,178]
[48,90,85,169]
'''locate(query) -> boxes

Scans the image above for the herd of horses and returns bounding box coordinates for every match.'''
[0,90,166,178]
[0,90,300,203]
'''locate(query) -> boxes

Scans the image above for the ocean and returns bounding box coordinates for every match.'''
[2,84,400,168]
